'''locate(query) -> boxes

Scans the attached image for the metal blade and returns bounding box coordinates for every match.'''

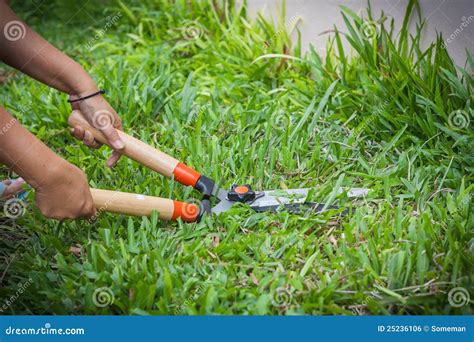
[210,188,308,215]
[211,199,236,214]
[250,188,310,208]
[210,187,369,215]
[250,187,369,206]
[209,187,234,215]
[252,202,346,214]
[214,187,229,202]
[347,187,370,198]
[249,187,368,215]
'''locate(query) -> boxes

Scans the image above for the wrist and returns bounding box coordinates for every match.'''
[30,155,70,191]
[0,112,71,192]
[66,64,98,97]
[69,81,99,98]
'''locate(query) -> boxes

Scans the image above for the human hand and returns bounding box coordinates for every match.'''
[69,91,124,167]
[0,104,95,220]
[35,160,96,220]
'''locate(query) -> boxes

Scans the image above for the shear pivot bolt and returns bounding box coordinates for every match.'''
[228,184,256,202]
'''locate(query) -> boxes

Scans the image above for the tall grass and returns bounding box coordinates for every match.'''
[0,0,472,315]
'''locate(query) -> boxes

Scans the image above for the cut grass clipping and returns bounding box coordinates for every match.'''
[0,0,472,315]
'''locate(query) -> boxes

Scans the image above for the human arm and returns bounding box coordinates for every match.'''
[0,1,123,165]
[0,106,95,219]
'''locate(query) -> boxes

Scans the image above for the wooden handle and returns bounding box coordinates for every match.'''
[69,110,180,177]
[90,188,199,222]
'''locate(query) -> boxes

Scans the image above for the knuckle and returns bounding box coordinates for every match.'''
[104,127,116,137]
[81,204,94,218]
[39,207,50,217]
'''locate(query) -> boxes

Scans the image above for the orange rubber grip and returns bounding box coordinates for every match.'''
[173,162,201,187]
[172,201,199,222]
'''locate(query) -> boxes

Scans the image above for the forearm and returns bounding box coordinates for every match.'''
[0,107,65,190]
[0,1,97,95]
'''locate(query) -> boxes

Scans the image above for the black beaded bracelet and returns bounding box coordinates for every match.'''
[67,90,105,103]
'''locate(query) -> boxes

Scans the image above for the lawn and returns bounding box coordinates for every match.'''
[0,0,472,315]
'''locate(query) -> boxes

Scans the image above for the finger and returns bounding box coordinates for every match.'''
[72,126,102,149]
[72,126,85,141]
[113,115,123,131]
[83,130,95,146]
[106,151,121,168]
[101,125,125,150]
[90,140,101,149]
[82,202,97,220]
[83,130,101,149]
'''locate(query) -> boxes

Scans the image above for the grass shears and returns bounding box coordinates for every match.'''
[69,111,368,222]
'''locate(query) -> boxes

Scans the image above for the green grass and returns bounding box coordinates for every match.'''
[0,0,472,315]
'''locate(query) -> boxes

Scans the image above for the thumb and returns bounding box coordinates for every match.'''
[100,124,125,150]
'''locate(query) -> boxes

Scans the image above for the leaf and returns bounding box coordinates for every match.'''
[300,252,318,277]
